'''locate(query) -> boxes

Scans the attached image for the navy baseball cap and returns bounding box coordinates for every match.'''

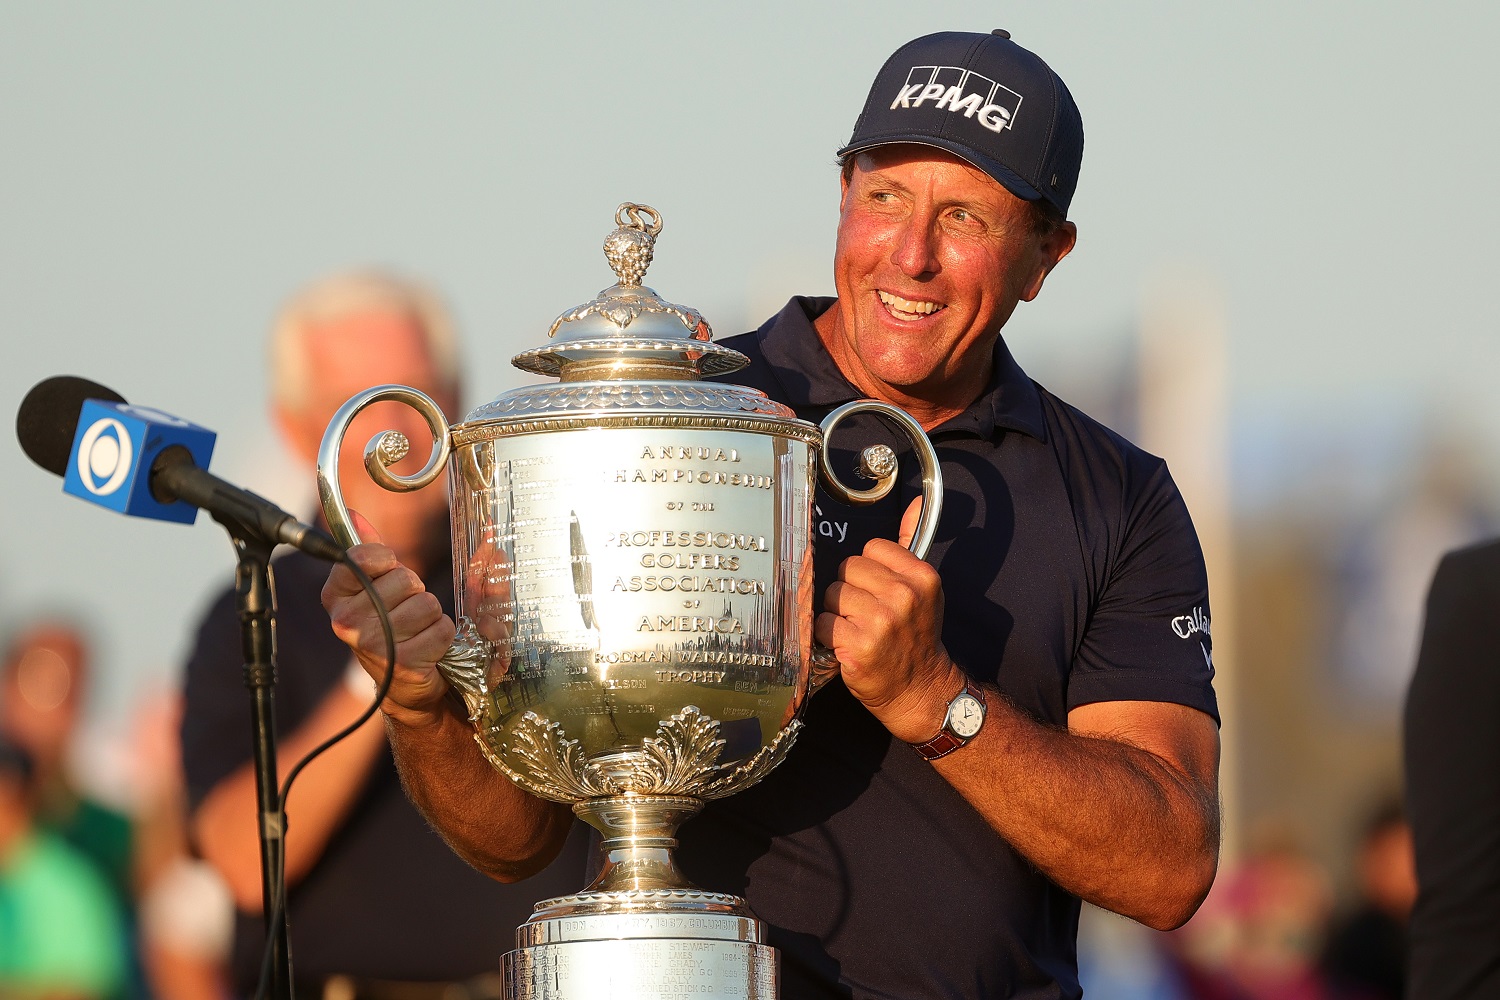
[838,30,1085,217]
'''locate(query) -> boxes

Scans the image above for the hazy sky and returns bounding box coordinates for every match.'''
[3,2,1497,750]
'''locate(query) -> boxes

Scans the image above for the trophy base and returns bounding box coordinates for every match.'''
[503,890,777,1000]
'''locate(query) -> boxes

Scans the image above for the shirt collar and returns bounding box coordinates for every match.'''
[751,295,1046,440]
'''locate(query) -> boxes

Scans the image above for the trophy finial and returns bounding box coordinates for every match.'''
[516,200,748,380]
[604,203,662,287]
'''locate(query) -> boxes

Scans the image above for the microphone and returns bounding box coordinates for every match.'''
[16,374,126,475]
[17,376,344,561]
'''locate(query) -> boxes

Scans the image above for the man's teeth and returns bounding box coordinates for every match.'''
[878,291,944,317]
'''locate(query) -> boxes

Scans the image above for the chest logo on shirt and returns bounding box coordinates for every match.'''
[813,503,849,544]
[1171,607,1211,640]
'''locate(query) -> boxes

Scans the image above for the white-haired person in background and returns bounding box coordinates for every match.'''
[179,271,587,1000]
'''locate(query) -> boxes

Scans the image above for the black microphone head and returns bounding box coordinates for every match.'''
[16,376,128,477]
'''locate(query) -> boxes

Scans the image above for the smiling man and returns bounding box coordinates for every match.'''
[324,30,1221,1000]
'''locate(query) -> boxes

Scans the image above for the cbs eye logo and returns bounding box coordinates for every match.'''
[75,417,133,496]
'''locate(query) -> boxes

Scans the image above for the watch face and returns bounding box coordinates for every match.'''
[949,694,984,738]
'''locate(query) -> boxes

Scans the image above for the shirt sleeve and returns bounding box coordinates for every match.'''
[1066,459,1219,723]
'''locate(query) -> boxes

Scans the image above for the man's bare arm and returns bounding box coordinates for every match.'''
[820,503,1220,930]
[934,696,1218,929]
[322,536,573,881]
[192,685,386,910]
[383,703,575,881]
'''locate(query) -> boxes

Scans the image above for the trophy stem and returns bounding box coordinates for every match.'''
[574,794,705,895]
[510,793,774,999]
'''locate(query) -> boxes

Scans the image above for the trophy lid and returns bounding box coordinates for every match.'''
[511,203,750,383]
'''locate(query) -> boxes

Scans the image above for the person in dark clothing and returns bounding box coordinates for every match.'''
[1320,800,1414,1000]
[181,272,588,999]
[1404,541,1500,999]
[321,32,1223,999]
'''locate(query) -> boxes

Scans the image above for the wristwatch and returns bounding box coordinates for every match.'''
[909,677,987,760]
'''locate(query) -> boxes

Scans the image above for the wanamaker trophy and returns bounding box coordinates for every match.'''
[317,204,944,1000]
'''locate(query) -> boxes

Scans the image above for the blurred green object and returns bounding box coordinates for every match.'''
[40,789,134,904]
[0,829,128,998]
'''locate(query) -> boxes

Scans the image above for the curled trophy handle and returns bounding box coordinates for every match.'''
[315,384,454,548]
[809,400,945,692]
[316,386,488,708]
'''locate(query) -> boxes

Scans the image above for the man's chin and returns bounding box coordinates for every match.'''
[854,356,945,395]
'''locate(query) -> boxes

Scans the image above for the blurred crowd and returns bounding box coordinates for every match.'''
[0,621,232,999]
[1079,803,1415,1000]
[0,267,1460,999]
[0,271,588,1000]
[0,607,1420,1000]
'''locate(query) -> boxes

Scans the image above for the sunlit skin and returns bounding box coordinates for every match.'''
[815,145,1077,430]
[0,626,86,780]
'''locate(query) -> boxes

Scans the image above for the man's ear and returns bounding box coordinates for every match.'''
[1020,221,1078,303]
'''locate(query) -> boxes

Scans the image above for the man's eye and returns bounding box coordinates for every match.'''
[951,209,972,223]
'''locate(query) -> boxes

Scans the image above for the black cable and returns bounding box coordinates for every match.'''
[252,551,397,1000]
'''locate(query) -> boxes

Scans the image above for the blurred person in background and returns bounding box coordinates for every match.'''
[179,271,587,1000]
[1404,541,1500,999]
[1319,799,1414,1000]
[1171,822,1334,1000]
[130,691,233,1000]
[0,621,139,998]
[0,736,128,999]
[0,622,133,903]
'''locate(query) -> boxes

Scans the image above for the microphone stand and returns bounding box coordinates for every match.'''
[225,527,294,1000]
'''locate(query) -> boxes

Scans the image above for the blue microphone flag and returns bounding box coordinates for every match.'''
[62,399,216,524]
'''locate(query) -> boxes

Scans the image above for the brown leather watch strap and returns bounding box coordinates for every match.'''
[909,677,985,761]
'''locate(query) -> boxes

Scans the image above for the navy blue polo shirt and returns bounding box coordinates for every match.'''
[681,296,1217,1000]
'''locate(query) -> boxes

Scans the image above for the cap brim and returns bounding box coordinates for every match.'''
[836,135,1045,205]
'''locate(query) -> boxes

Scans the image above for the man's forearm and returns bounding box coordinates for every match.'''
[192,685,386,910]
[934,693,1220,930]
[819,521,1221,930]
[385,702,576,882]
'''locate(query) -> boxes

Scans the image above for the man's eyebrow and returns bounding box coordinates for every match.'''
[858,171,998,212]
[858,170,913,193]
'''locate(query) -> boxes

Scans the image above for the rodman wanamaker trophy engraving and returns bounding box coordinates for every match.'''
[317,204,943,1000]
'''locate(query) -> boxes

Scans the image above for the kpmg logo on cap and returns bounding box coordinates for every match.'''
[890,66,1023,134]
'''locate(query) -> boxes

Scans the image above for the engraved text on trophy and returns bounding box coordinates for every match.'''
[450,429,809,761]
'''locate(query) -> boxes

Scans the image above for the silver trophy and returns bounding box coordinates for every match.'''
[318,204,942,1000]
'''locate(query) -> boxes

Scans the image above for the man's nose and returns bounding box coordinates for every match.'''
[890,218,941,278]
